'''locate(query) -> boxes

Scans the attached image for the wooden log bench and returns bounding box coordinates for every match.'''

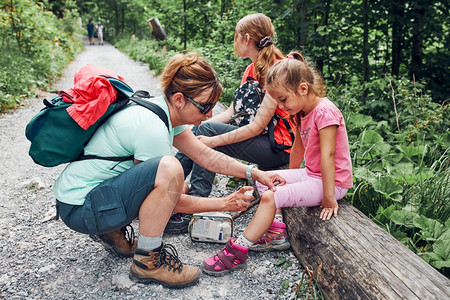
[284,201,450,299]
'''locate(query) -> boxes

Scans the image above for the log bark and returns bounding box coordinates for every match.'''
[284,201,450,300]
[147,17,167,40]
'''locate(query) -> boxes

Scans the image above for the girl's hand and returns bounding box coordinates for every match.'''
[225,186,254,211]
[320,198,338,220]
[197,135,217,148]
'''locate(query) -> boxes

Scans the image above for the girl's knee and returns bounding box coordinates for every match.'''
[260,190,276,207]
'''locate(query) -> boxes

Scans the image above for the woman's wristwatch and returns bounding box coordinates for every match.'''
[246,164,257,180]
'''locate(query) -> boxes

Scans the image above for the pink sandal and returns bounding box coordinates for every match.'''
[202,238,248,276]
[249,220,290,251]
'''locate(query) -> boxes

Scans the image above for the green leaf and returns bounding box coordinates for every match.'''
[372,176,403,202]
[276,257,286,266]
[396,144,426,160]
[282,279,289,289]
[373,204,397,224]
[390,210,419,228]
[431,260,450,269]
[437,229,450,241]
[433,239,450,261]
[419,252,442,263]
[413,216,445,241]
[353,167,375,183]
[360,130,383,145]
[400,171,434,185]
[348,113,374,128]
[392,162,415,175]
[391,230,408,241]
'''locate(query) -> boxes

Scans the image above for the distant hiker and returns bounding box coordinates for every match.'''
[86,19,94,45]
[53,52,285,288]
[96,21,104,45]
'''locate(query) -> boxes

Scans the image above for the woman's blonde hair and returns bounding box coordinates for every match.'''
[234,13,284,85]
[160,52,222,103]
[265,51,325,97]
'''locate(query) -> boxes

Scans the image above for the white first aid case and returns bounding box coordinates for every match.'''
[188,212,233,244]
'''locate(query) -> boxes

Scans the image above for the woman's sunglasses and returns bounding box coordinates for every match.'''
[184,95,214,114]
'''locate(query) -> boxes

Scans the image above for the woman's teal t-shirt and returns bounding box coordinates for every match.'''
[53,96,186,205]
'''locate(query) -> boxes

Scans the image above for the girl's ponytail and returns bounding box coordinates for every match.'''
[286,51,306,63]
[234,13,284,85]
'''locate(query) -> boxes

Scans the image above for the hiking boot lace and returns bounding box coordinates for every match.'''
[170,213,183,220]
[154,244,183,274]
[120,224,136,247]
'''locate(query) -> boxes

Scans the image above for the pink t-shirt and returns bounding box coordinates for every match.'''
[299,98,353,188]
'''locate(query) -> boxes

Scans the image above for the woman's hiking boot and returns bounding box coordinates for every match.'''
[129,243,201,288]
[164,213,192,234]
[249,220,290,251]
[202,238,248,276]
[90,224,137,258]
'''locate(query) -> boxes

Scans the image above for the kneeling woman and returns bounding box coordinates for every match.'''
[53,52,284,289]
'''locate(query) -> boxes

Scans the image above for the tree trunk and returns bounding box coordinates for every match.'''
[114,2,120,36]
[284,201,450,300]
[183,0,187,50]
[147,18,168,40]
[390,1,405,76]
[297,0,310,48]
[316,0,330,75]
[362,0,370,98]
[410,6,425,81]
[121,4,125,35]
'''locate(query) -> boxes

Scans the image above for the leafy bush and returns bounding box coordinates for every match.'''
[334,77,449,277]
[0,0,83,112]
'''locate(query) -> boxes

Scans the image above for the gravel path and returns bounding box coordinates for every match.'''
[0,35,304,300]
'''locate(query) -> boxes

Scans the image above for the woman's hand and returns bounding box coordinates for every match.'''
[320,198,338,220]
[197,135,218,148]
[224,186,255,211]
[252,169,286,192]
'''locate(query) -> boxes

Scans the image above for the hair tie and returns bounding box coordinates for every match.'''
[287,54,294,59]
[259,36,273,49]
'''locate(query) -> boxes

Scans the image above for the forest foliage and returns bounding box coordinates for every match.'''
[1,0,449,281]
[0,0,83,111]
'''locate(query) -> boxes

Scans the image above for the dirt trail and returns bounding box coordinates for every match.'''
[0,35,301,300]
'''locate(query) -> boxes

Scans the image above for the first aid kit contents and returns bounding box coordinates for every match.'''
[188,212,233,244]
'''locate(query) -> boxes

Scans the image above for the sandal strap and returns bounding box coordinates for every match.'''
[225,240,248,261]
[216,240,248,269]
[216,250,236,269]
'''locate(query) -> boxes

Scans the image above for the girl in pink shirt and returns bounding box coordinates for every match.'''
[203,51,353,276]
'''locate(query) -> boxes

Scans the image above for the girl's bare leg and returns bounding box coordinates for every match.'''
[243,190,277,241]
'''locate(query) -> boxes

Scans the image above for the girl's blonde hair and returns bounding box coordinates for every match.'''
[265,51,325,97]
[160,52,222,104]
[234,13,284,85]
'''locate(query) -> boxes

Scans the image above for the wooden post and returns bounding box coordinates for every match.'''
[284,201,450,300]
[147,17,167,40]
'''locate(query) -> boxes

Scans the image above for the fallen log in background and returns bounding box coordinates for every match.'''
[147,17,167,40]
[284,201,450,300]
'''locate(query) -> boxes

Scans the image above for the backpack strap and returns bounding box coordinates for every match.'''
[76,96,170,163]
[129,96,169,132]
[268,115,295,153]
